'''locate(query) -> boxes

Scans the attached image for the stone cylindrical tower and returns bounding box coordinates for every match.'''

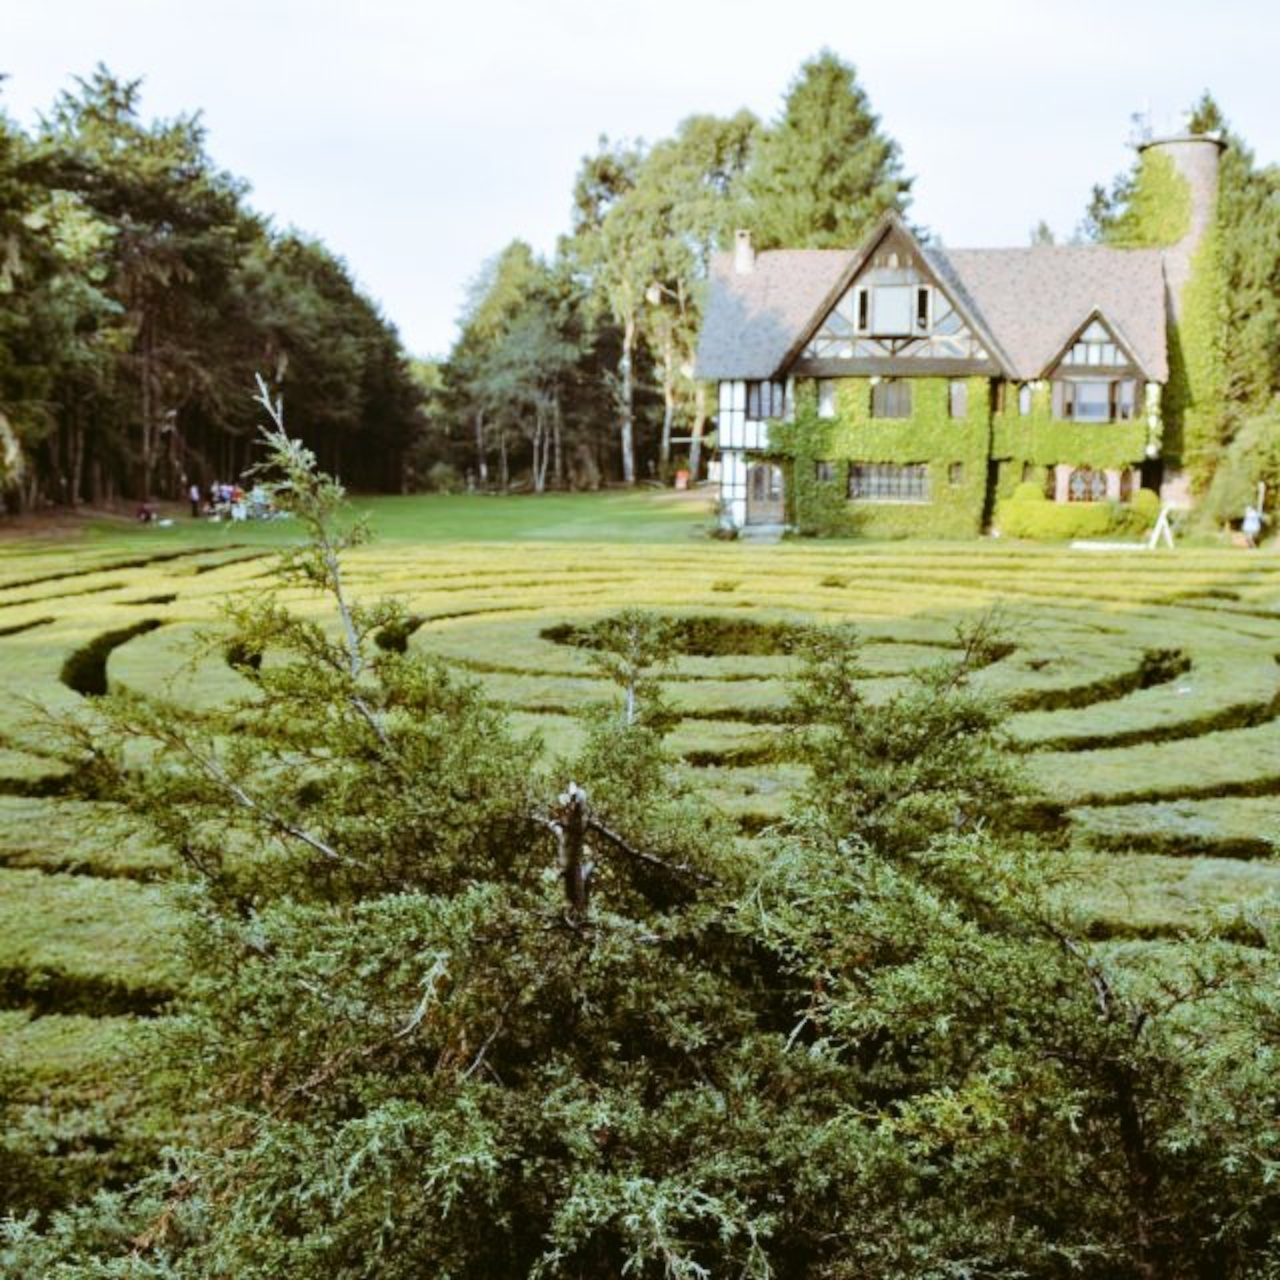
[1137,133,1225,322]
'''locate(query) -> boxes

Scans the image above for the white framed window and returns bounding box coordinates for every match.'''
[1055,379,1139,423]
[870,285,913,336]
[848,462,930,503]
[745,380,789,420]
[817,380,837,419]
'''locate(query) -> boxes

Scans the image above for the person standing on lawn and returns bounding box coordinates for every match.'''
[1243,504,1263,548]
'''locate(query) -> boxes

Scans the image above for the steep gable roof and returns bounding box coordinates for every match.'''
[929,246,1168,381]
[782,213,1015,375]
[696,234,1170,384]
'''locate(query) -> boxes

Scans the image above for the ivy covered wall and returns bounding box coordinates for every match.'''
[1165,228,1228,489]
[1103,143,1227,491]
[763,376,1159,539]
[770,377,990,537]
[1106,149,1193,249]
[991,382,1149,470]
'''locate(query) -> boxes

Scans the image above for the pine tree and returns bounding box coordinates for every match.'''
[744,50,911,249]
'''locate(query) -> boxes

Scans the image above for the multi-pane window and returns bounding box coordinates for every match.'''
[948,462,964,487]
[1018,383,1033,416]
[1067,467,1108,502]
[848,462,930,502]
[817,380,837,420]
[948,380,968,420]
[814,460,837,484]
[1062,319,1127,368]
[1072,381,1112,422]
[871,379,912,419]
[1055,379,1139,423]
[746,380,789,420]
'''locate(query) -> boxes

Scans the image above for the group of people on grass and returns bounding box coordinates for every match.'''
[186,480,277,522]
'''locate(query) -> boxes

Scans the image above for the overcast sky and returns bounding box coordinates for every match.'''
[4,0,1277,357]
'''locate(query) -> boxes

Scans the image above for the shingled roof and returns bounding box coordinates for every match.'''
[696,238,1169,383]
[695,250,851,380]
[929,245,1168,381]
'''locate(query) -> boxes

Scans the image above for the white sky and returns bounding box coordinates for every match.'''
[4,0,1277,357]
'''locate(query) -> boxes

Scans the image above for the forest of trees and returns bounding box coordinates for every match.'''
[0,67,422,510]
[432,50,910,492]
[4,58,1279,514]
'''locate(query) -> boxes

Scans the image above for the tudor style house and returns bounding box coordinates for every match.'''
[696,133,1223,535]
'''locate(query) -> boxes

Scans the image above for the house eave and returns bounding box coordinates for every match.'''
[789,357,1003,380]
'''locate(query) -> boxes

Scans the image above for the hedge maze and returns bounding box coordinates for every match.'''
[1,528,1278,1210]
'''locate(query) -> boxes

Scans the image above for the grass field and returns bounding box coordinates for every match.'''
[2,488,1279,1210]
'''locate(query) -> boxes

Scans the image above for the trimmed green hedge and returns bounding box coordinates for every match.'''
[996,485,1160,541]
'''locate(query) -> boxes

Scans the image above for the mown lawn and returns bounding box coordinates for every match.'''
[2,487,1279,1214]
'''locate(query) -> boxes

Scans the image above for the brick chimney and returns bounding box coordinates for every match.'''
[733,229,755,275]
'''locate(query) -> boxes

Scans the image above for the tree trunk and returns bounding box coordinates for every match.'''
[531,410,546,494]
[474,409,488,487]
[660,330,676,476]
[690,382,707,482]
[69,410,85,508]
[552,400,564,490]
[619,312,636,485]
[498,428,509,491]
[139,321,155,499]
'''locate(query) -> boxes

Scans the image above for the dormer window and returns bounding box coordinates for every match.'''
[1050,317,1140,423]
[1061,319,1127,368]
[853,285,933,337]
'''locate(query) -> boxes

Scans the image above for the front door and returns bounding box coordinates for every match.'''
[746,462,785,524]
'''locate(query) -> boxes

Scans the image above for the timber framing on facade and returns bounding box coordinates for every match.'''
[695,134,1224,534]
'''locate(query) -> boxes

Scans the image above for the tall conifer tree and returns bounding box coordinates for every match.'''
[745,50,911,249]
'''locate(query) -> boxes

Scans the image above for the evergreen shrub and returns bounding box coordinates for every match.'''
[996,489,1118,540]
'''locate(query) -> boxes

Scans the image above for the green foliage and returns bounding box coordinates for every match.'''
[744,50,911,250]
[1100,148,1193,248]
[11,444,1280,1273]
[1214,123,1280,423]
[0,1012,169,1224]
[1201,400,1280,522]
[448,240,590,491]
[58,617,164,696]
[992,379,1150,468]
[1165,226,1229,487]
[774,376,990,537]
[0,67,423,509]
[995,486,1136,540]
[788,618,1023,851]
